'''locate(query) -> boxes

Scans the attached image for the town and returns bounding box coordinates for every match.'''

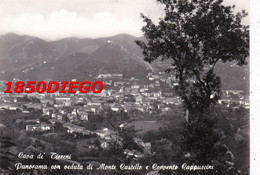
[0,72,249,174]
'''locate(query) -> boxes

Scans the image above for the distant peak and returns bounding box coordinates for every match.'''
[111,33,137,39]
[1,32,21,38]
[0,32,141,43]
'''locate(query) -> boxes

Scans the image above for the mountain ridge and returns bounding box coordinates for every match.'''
[0,33,249,92]
[0,33,150,81]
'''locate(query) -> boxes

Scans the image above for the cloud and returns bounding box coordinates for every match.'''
[0,0,249,40]
[1,9,143,40]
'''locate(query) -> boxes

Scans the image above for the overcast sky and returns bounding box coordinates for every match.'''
[0,0,249,40]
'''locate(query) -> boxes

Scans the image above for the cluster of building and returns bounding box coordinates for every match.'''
[0,74,249,156]
[218,90,249,109]
[0,74,249,122]
[0,75,179,158]
[0,72,250,174]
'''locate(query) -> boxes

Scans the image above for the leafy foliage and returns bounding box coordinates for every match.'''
[0,137,16,173]
[136,0,249,116]
[136,0,249,174]
[180,114,240,174]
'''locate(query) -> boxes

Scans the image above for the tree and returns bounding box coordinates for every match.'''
[136,0,249,118]
[0,137,16,174]
[54,122,65,132]
[136,0,249,174]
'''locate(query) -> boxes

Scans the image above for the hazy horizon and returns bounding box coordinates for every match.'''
[0,32,143,42]
[0,0,250,40]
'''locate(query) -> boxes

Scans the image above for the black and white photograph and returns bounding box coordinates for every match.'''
[0,0,251,175]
